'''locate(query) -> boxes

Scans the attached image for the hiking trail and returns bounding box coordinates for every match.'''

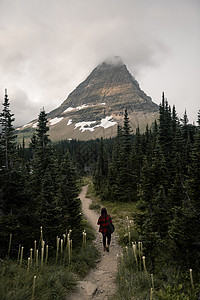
[67,185,122,300]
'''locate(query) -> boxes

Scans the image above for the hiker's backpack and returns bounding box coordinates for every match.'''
[108,222,115,234]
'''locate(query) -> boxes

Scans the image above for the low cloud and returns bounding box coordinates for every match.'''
[0,0,199,124]
[4,89,40,126]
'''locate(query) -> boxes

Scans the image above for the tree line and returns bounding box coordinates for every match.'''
[93,93,200,274]
[0,90,82,257]
[1,89,199,278]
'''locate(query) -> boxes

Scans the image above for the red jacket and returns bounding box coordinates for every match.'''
[97,214,112,236]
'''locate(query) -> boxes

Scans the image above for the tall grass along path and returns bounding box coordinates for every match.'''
[67,185,122,299]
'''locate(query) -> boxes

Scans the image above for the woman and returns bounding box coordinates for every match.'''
[97,208,112,252]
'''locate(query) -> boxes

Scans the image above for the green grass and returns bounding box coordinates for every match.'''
[78,176,92,189]
[0,260,76,300]
[0,261,76,300]
[71,244,100,277]
[110,245,200,300]
[86,181,200,300]
[85,181,138,238]
[0,216,100,299]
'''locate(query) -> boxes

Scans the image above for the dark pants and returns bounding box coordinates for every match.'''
[102,232,111,247]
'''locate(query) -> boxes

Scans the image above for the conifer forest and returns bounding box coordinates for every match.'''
[0,91,200,299]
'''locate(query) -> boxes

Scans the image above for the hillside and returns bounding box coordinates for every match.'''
[16,57,159,144]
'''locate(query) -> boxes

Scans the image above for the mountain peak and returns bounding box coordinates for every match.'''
[16,57,159,143]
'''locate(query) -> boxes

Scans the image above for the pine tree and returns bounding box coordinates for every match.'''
[29,109,61,242]
[105,126,123,201]
[30,109,58,198]
[93,138,108,194]
[168,204,200,269]
[0,89,16,174]
[158,93,173,162]
[130,127,143,181]
[197,110,200,128]
[116,110,136,201]
[29,109,83,246]
[122,109,132,154]
[0,90,20,214]
[0,90,33,256]
[187,126,200,211]
[58,151,82,244]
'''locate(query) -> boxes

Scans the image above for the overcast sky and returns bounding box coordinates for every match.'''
[0,0,199,126]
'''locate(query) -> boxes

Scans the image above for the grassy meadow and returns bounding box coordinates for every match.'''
[0,216,100,300]
[86,180,200,300]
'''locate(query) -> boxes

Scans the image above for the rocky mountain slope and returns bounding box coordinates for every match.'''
[16,56,159,144]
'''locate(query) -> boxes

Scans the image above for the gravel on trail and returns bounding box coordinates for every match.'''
[67,185,122,300]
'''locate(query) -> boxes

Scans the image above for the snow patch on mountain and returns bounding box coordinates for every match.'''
[63,103,106,114]
[75,121,96,132]
[32,122,38,128]
[75,116,116,132]
[63,104,89,113]
[67,119,72,126]
[64,107,75,112]
[23,122,33,128]
[96,116,117,129]
[76,104,89,110]
[49,117,64,126]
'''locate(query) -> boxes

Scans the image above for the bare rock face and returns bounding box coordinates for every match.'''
[16,57,159,143]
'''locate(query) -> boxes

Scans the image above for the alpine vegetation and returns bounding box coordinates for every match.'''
[92,94,200,299]
[0,224,98,300]
[0,90,82,258]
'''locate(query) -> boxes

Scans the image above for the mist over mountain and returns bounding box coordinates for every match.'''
[16,57,159,143]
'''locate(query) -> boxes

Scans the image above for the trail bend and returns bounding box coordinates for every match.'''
[67,185,122,300]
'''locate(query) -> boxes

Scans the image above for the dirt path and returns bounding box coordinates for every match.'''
[67,185,122,300]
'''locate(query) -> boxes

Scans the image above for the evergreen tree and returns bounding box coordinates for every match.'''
[0,90,32,256]
[168,205,200,269]
[105,126,123,201]
[58,151,82,244]
[105,111,137,202]
[29,109,83,246]
[117,110,137,201]
[197,110,200,127]
[93,138,108,194]
[30,109,58,198]
[0,90,27,215]
[130,127,143,182]
[0,89,16,174]
[187,126,200,211]
[158,93,173,164]
[29,109,61,242]
[122,109,132,154]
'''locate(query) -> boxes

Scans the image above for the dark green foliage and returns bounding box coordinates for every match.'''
[71,244,100,277]
[92,97,200,279]
[0,90,16,172]
[0,90,18,214]
[105,125,123,200]
[187,129,200,211]
[116,110,136,202]
[57,151,82,244]
[134,98,200,272]
[0,104,83,258]
[0,91,34,256]
[0,87,200,296]
[104,111,137,202]
[0,262,76,300]
[28,109,83,247]
[53,138,114,177]
[28,109,63,245]
[93,138,109,197]
[0,216,100,300]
